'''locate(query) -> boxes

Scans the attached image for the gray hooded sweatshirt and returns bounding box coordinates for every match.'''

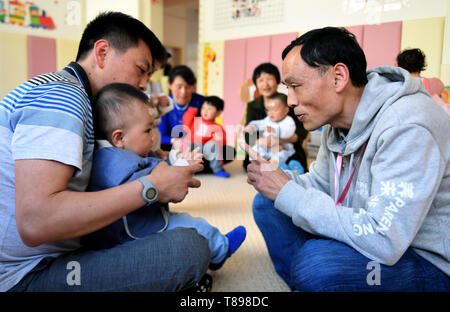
[275,66,450,276]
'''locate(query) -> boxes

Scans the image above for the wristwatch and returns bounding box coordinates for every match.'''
[138,176,158,204]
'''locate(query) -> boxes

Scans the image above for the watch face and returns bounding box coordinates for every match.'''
[145,188,157,200]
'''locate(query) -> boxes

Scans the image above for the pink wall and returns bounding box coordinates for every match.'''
[245,36,270,79]
[222,32,297,128]
[269,32,298,74]
[362,21,402,69]
[222,22,402,128]
[346,25,364,47]
[223,39,247,128]
[27,35,57,79]
[346,22,402,69]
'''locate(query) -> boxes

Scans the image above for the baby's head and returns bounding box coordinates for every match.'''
[265,93,289,122]
[201,96,224,122]
[94,83,155,157]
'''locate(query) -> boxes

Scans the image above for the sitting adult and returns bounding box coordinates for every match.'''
[244,27,449,291]
[159,65,204,151]
[0,12,210,292]
[159,65,235,172]
[243,62,308,172]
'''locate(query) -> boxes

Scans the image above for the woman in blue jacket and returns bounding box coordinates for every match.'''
[159,65,235,172]
[158,65,204,151]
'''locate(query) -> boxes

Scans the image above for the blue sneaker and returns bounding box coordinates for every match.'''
[209,226,246,270]
[214,170,230,178]
[288,160,304,174]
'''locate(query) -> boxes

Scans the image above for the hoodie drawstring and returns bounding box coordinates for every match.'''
[334,141,368,206]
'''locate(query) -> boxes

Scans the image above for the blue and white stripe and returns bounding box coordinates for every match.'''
[0,72,94,144]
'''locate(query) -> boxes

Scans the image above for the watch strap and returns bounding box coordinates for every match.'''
[138,176,158,203]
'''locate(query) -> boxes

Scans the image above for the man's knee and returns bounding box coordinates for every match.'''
[291,239,349,291]
[252,193,274,215]
[169,228,210,269]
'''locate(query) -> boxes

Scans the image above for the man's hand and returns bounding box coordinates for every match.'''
[239,141,290,201]
[148,161,203,203]
[159,95,170,107]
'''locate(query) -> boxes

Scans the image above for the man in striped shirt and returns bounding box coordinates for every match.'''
[0,12,210,292]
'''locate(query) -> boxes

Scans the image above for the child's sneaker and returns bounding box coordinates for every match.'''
[182,273,213,293]
[214,170,230,178]
[209,226,246,270]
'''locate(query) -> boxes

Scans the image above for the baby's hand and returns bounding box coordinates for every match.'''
[244,125,255,134]
[155,149,169,160]
[172,138,183,150]
[266,126,275,133]
[184,147,203,166]
[149,94,159,108]
[180,147,203,161]
[256,137,267,147]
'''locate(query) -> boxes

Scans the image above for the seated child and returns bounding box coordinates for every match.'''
[82,83,246,271]
[244,93,303,172]
[182,95,230,178]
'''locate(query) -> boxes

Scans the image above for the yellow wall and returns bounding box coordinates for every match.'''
[0,32,28,98]
[401,17,445,79]
[0,36,79,99]
[139,0,163,41]
[441,1,450,85]
[56,39,80,71]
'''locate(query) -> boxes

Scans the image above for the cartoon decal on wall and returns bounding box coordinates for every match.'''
[203,45,216,96]
[0,0,55,29]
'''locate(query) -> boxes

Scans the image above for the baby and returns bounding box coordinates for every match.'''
[182,95,230,178]
[244,93,296,165]
[82,83,246,271]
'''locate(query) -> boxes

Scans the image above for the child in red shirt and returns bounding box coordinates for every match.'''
[183,96,230,178]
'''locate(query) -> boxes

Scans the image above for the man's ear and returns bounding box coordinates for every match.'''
[333,63,350,93]
[93,39,111,70]
[111,129,125,148]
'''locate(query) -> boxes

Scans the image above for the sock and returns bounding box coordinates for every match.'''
[209,225,246,270]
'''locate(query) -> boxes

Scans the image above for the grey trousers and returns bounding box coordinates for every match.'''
[9,228,210,292]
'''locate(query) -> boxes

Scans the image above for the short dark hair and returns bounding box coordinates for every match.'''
[93,83,149,141]
[252,63,281,85]
[168,65,196,85]
[396,48,427,74]
[268,93,288,107]
[76,11,168,68]
[282,27,368,87]
[204,95,224,111]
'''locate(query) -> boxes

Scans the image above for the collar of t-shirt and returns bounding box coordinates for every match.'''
[63,61,93,102]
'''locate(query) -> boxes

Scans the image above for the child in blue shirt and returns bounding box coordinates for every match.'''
[82,83,246,270]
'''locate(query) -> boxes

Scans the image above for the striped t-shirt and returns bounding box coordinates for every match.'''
[0,64,94,291]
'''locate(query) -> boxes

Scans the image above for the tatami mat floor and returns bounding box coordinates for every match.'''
[170,159,290,292]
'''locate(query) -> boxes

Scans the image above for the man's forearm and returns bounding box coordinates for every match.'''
[17,179,145,247]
